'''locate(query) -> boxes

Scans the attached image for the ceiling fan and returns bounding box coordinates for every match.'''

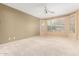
[44,5,54,14]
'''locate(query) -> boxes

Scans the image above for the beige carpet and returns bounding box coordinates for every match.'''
[0,36,79,56]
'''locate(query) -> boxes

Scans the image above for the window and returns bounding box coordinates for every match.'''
[47,18,65,32]
[69,15,75,33]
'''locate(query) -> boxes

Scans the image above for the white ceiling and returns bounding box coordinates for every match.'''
[3,3,79,19]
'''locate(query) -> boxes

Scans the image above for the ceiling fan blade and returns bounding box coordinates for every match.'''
[44,6,48,14]
[48,10,54,13]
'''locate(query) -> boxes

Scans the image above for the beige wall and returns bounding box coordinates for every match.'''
[0,4,40,44]
[40,12,78,39]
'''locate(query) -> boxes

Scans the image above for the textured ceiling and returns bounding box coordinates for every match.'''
[3,3,79,19]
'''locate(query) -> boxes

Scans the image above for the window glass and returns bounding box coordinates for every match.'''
[47,18,65,32]
[69,15,75,33]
